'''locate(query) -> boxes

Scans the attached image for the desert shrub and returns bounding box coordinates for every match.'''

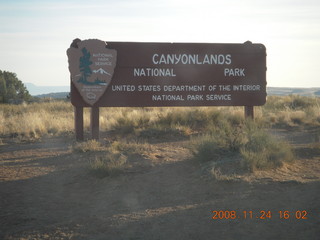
[190,120,294,172]
[264,95,316,111]
[73,139,103,152]
[210,166,237,181]
[89,153,127,178]
[106,108,152,135]
[289,111,306,125]
[106,107,213,139]
[190,134,230,162]
[112,116,137,135]
[269,109,311,127]
[154,107,227,131]
[240,129,294,172]
[1,96,318,142]
[190,124,247,163]
[157,108,210,128]
[262,96,320,128]
[73,139,149,178]
[288,95,315,110]
[205,112,248,148]
[110,140,151,155]
[138,124,190,140]
[263,96,288,111]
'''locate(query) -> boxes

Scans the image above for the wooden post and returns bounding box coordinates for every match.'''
[75,106,84,141]
[91,106,100,140]
[245,106,254,119]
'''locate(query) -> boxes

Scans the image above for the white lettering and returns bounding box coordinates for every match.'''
[159,55,167,64]
[219,85,231,91]
[206,94,232,101]
[203,55,210,64]
[225,55,232,65]
[138,85,161,91]
[111,85,135,91]
[152,54,159,64]
[233,85,260,91]
[152,95,185,101]
[224,68,245,77]
[163,85,206,92]
[208,85,217,91]
[174,55,181,64]
[93,53,113,57]
[133,68,176,77]
[152,54,232,65]
[187,95,204,101]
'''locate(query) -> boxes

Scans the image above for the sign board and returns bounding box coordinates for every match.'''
[67,39,267,108]
[67,40,117,105]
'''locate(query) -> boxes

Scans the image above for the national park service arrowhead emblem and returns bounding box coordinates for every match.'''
[67,39,117,106]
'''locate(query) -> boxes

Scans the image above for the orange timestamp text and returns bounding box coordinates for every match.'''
[211,210,308,220]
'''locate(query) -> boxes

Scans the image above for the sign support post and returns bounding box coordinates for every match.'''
[91,106,100,140]
[74,106,84,141]
[74,106,99,141]
[67,39,267,141]
[244,106,254,119]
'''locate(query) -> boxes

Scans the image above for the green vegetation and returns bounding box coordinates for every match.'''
[240,128,294,171]
[89,153,128,178]
[73,139,128,178]
[72,139,151,178]
[261,95,320,127]
[73,139,103,152]
[1,95,318,140]
[189,120,294,173]
[1,95,319,176]
[0,70,31,103]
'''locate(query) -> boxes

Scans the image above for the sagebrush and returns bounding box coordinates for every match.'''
[1,96,319,140]
[190,120,295,172]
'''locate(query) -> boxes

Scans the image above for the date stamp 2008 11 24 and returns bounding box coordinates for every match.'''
[211,210,308,220]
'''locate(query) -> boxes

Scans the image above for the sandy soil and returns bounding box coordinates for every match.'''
[0,129,319,240]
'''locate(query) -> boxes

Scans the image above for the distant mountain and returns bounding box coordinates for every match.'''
[92,68,111,75]
[35,92,69,99]
[267,87,320,96]
[25,83,69,96]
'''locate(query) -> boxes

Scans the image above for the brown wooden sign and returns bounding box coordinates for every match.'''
[68,40,267,108]
[67,39,117,106]
[67,39,267,140]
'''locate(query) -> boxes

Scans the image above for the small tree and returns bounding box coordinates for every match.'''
[0,70,31,103]
[0,75,7,102]
[79,47,93,84]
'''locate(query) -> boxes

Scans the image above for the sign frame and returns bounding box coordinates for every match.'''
[67,39,267,140]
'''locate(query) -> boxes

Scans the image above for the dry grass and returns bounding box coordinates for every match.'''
[189,121,295,173]
[109,140,152,156]
[240,129,294,172]
[1,95,318,179]
[0,101,74,139]
[89,153,128,178]
[1,96,318,141]
[71,138,153,178]
[260,95,320,127]
[73,139,103,152]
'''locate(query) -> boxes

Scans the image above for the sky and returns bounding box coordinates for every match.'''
[0,0,319,88]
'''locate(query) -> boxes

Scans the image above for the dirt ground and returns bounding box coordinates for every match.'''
[0,129,319,240]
